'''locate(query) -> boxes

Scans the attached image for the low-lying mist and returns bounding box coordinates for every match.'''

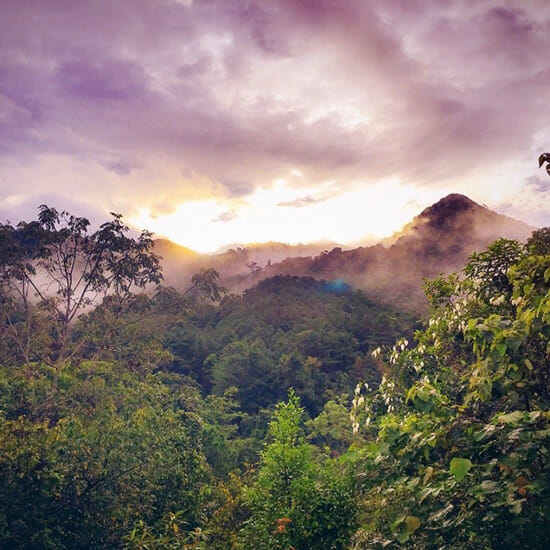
[158,194,535,311]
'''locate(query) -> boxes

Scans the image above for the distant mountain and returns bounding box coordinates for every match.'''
[154,239,198,260]
[157,194,535,311]
[384,193,531,248]
[155,238,337,289]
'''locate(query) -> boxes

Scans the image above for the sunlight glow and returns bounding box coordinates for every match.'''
[130,180,442,253]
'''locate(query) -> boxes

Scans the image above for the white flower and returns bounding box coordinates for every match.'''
[490,294,506,306]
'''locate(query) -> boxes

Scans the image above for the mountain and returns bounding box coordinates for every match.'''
[154,239,198,261]
[155,239,338,289]
[385,193,531,248]
[157,194,535,310]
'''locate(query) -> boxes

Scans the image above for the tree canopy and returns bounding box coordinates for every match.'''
[350,235,550,548]
[0,206,162,364]
[1,204,548,548]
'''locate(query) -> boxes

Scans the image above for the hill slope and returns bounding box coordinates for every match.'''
[158,194,535,310]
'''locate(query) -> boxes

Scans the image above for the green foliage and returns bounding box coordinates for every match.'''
[449,457,472,481]
[0,361,208,549]
[465,238,523,309]
[7,205,548,549]
[306,395,364,454]
[527,227,550,256]
[1,207,386,549]
[351,232,550,548]
[202,474,249,549]
[0,206,162,365]
[241,391,357,549]
[124,512,208,549]
[167,275,416,417]
[198,389,255,478]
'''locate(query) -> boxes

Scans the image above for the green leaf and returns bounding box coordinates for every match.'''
[497,411,523,425]
[495,342,507,356]
[396,532,410,543]
[390,516,405,532]
[450,457,472,481]
[405,516,421,534]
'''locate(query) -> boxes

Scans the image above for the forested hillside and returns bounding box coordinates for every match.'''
[158,194,533,310]
[0,207,548,548]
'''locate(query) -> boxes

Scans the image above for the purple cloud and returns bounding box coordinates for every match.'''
[55,57,149,102]
[0,0,549,230]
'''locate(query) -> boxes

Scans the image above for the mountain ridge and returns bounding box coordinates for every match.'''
[157,194,535,310]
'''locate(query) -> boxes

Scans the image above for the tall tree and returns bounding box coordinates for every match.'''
[241,391,357,549]
[0,205,162,363]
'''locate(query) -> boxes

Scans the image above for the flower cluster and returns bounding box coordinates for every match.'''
[350,372,403,434]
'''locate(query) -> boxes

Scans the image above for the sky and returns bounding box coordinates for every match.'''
[1,0,550,252]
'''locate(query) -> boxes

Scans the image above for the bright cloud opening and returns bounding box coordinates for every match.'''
[130,179,443,253]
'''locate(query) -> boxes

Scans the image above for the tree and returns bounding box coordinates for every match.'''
[0,361,208,549]
[350,232,550,548]
[245,261,262,274]
[527,227,550,256]
[0,206,162,363]
[306,395,363,454]
[538,152,550,175]
[75,267,225,375]
[241,390,357,549]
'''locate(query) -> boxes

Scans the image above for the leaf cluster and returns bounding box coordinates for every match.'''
[351,231,550,548]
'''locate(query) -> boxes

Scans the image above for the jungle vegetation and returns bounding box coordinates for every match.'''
[0,207,548,548]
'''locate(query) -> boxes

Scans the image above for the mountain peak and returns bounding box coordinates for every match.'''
[157,191,535,311]
[386,192,532,248]
[418,193,480,225]
[425,192,477,208]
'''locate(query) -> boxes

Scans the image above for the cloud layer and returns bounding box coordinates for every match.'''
[1,0,549,245]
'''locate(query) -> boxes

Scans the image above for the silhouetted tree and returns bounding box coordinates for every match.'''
[0,205,162,363]
[538,152,550,175]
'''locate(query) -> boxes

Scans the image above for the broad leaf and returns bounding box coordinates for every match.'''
[450,457,472,481]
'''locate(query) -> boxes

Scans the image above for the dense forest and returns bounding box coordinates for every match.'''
[0,206,548,548]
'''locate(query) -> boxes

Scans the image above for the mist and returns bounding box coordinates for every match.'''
[158,194,535,311]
